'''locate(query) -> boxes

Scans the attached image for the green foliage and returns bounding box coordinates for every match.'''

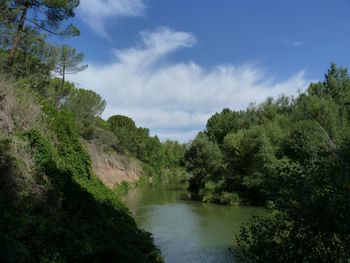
[186,65,350,206]
[2,0,80,68]
[107,115,182,177]
[1,34,54,76]
[114,181,131,196]
[162,140,186,168]
[63,88,106,118]
[223,126,276,201]
[141,136,165,172]
[219,191,241,206]
[87,118,119,150]
[0,0,175,258]
[283,120,329,161]
[185,132,224,193]
[52,44,87,106]
[49,78,75,106]
[186,64,350,261]
[53,44,88,78]
[107,115,144,154]
[109,115,137,131]
[206,108,244,144]
[236,153,350,262]
[0,78,163,262]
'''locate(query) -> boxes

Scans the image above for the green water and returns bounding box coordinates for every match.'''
[124,184,265,263]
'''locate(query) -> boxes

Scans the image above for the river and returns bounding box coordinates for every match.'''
[123,183,265,263]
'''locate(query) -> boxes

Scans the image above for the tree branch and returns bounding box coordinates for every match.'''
[25,18,70,36]
[307,114,337,150]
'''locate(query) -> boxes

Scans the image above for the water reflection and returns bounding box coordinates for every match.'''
[124,184,264,263]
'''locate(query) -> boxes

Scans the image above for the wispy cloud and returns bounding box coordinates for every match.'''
[78,0,146,37]
[70,28,310,142]
[281,38,304,47]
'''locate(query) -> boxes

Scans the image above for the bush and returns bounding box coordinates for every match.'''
[219,192,241,206]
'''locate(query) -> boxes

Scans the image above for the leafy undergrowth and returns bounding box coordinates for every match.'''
[0,79,162,262]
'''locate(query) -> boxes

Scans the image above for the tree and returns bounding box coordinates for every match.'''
[236,151,350,263]
[223,126,276,201]
[308,63,350,108]
[183,64,350,261]
[0,1,17,48]
[185,132,224,193]
[206,108,243,144]
[4,29,57,77]
[47,78,75,108]
[62,88,106,139]
[163,140,186,168]
[142,136,165,172]
[108,115,137,132]
[53,44,87,107]
[3,0,80,67]
[63,88,106,118]
[107,115,152,156]
[234,64,350,262]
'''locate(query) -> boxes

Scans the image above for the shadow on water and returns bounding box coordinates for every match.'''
[123,183,265,263]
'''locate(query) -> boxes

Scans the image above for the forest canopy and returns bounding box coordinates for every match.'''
[185,63,350,262]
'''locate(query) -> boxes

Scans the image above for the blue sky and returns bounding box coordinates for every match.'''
[66,0,350,142]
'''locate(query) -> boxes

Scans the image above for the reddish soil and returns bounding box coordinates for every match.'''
[84,142,140,189]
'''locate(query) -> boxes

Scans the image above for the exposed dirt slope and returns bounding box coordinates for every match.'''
[84,142,141,189]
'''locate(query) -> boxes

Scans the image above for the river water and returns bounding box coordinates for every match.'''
[124,183,264,263]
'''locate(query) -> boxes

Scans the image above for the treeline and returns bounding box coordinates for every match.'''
[0,1,170,262]
[107,115,186,177]
[185,64,350,262]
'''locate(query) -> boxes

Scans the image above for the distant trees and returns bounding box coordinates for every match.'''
[142,136,165,173]
[106,115,185,176]
[163,140,186,168]
[108,115,143,154]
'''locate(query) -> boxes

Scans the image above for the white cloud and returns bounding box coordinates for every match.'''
[70,27,311,142]
[154,130,200,143]
[113,27,197,67]
[78,0,145,37]
[103,107,210,130]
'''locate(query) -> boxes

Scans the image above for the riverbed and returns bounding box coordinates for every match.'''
[123,183,264,263]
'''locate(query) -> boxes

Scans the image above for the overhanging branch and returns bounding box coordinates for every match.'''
[26,18,70,36]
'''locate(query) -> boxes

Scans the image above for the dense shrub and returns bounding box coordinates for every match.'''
[0,77,162,262]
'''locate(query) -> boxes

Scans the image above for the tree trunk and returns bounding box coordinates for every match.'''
[61,66,66,91]
[7,2,30,67]
[56,64,65,108]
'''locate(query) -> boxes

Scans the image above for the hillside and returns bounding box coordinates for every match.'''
[0,75,162,262]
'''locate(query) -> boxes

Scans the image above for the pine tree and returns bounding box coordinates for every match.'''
[53,44,88,107]
[3,0,80,67]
